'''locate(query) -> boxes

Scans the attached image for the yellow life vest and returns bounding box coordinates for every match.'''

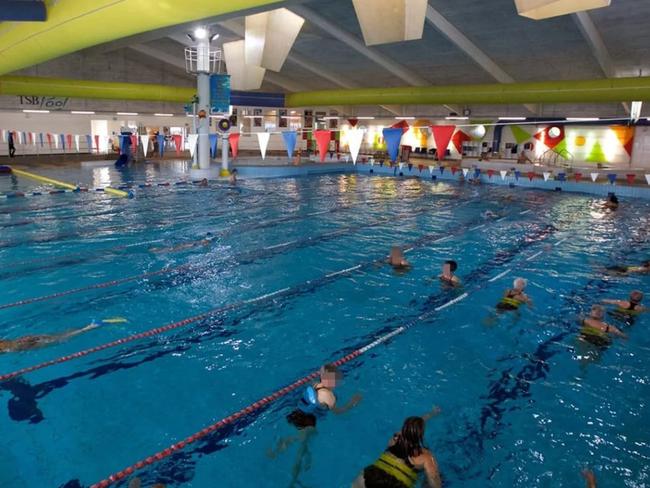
[373,452,417,488]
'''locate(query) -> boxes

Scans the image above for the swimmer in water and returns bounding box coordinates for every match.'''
[603,193,619,210]
[496,277,533,311]
[267,364,361,487]
[229,168,238,185]
[150,233,214,254]
[579,304,627,347]
[352,413,442,488]
[0,319,116,353]
[197,178,208,187]
[388,246,410,270]
[481,209,501,220]
[603,290,646,317]
[606,260,650,275]
[582,469,597,488]
[439,260,461,286]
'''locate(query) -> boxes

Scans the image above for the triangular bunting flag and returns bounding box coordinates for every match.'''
[0,129,5,143]
[86,135,92,152]
[31,132,37,145]
[439,166,445,175]
[75,134,80,152]
[590,172,599,182]
[187,134,199,158]
[543,172,551,181]
[257,132,271,160]
[172,134,182,155]
[527,171,535,181]
[408,163,413,172]
[40,133,44,147]
[626,174,636,185]
[474,168,481,179]
[314,130,332,162]
[282,131,297,160]
[462,168,469,177]
[487,169,494,179]
[514,170,521,181]
[382,127,403,162]
[645,174,650,185]
[130,135,137,153]
[157,134,165,157]
[347,128,364,164]
[500,170,508,180]
[140,135,149,156]
[229,133,240,159]
[451,166,458,175]
[574,172,582,183]
[67,134,72,150]
[428,166,434,174]
[209,134,219,158]
[430,125,455,161]
[54,134,59,149]
[607,173,616,184]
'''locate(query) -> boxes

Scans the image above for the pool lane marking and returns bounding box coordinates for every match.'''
[554,237,568,247]
[264,241,297,250]
[326,265,362,278]
[520,209,532,215]
[244,288,291,304]
[526,250,544,261]
[91,223,570,488]
[470,224,485,231]
[488,268,512,282]
[496,216,508,222]
[434,236,452,243]
[434,292,468,311]
[0,200,510,382]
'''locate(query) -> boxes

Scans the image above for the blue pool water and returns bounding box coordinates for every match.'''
[1,164,649,487]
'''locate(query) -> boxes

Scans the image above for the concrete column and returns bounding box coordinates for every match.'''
[196,37,211,170]
[221,133,229,174]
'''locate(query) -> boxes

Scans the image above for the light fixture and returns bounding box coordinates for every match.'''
[566,117,600,121]
[194,27,207,39]
[116,112,138,116]
[356,116,375,120]
[498,116,526,121]
[154,113,174,117]
[445,116,469,120]
[70,110,95,115]
[22,109,49,113]
[210,33,220,42]
[280,115,302,119]
[243,115,263,118]
[394,116,416,120]
[322,116,340,120]
[514,0,611,20]
[186,33,195,43]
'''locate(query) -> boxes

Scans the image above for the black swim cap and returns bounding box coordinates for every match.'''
[445,260,458,272]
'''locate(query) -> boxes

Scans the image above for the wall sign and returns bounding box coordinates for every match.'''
[18,96,69,110]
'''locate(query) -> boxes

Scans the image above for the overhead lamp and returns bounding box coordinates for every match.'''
[566,117,600,121]
[210,33,220,42]
[154,113,174,117]
[355,116,375,120]
[322,116,340,120]
[498,116,527,121]
[70,110,95,115]
[22,109,49,113]
[445,116,468,120]
[395,116,416,120]
[194,27,207,39]
[117,112,138,116]
[514,0,611,20]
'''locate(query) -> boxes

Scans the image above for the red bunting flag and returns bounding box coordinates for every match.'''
[527,171,535,181]
[418,164,424,173]
[66,134,72,149]
[314,130,332,162]
[94,135,99,152]
[574,172,582,182]
[347,118,359,127]
[487,169,494,179]
[626,174,636,184]
[172,134,182,154]
[229,133,240,159]
[451,166,458,175]
[46,133,52,147]
[430,125,455,161]
[131,135,138,152]
[28,132,33,144]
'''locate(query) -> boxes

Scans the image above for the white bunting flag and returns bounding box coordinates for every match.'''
[32,132,37,145]
[74,134,80,152]
[257,132,270,160]
[1,129,6,143]
[398,162,404,170]
[54,134,59,149]
[543,172,551,181]
[428,166,435,174]
[590,172,599,182]
[187,134,199,158]
[140,135,149,156]
[462,168,469,177]
[347,128,364,164]
[500,170,508,180]
[645,174,650,185]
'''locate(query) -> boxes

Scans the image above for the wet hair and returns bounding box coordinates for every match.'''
[445,260,458,272]
[643,260,650,268]
[513,277,527,289]
[608,193,619,204]
[395,416,425,458]
[630,290,644,304]
[591,304,605,319]
[322,363,338,374]
[231,168,238,174]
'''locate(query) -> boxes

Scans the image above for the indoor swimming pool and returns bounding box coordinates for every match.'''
[1,166,649,488]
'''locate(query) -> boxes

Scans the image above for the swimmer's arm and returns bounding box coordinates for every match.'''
[582,469,597,488]
[607,324,627,339]
[601,299,624,307]
[421,406,441,422]
[331,393,362,415]
[421,453,442,488]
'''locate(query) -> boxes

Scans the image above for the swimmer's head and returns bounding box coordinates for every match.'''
[319,363,342,388]
[231,168,238,174]
[630,290,644,304]
[608,193,619,204]
[513,277,527,291]
[643,260,650,268]
[398,416,425,457]
[390,246,403,261]
[590,304,605,320]
[443,260,458,273]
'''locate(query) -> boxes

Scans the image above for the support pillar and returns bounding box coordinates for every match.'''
[196,36,211,170]
[221,133,229,175]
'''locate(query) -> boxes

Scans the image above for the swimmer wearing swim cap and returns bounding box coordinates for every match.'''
[439,260,460,286]
[579,304,627,347]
